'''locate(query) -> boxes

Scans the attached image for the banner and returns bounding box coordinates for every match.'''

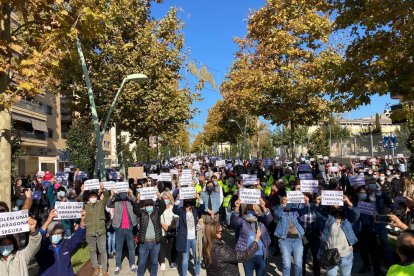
[300,180,319,193]
[55,202,83,220]
[242,174,257,186]
[102,181,115,190]
[357,201,375,215]
[138,187,158,200]
[0,210,29,235]
[299,173,313,180]
[349,175,366,187]
[128,167,144,179]
[239,188,261,204]
[179,187,196,199]
[287,191,305,204]
[114,182,129,193]
[321,190,343,206]
[83,179,100,190]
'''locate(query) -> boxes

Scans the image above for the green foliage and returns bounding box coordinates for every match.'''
[272,126,309,149]
[117,135,136,169]
[308,120,350,157]
[11,120,24,181]
[373,113,382,134]
[66,117,96,173]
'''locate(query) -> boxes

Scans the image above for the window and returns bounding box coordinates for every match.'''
[104,141,110,147]
[48,128,53,138]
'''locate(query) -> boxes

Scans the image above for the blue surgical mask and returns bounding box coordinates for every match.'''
[0,245,13,256]
[164,199,171,205]
[246,211,255,217]
[145,206,154,213]
[50,234,62,244]
[369,184,377,190]
[359,194,367,201]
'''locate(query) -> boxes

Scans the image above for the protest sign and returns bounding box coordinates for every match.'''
[287,191,305,204]
[299,173,313,180]
[138,187,158,200]
[182,169,192,175]
[242,174,258,186]
[397,154,404,158]
[330,166,339,173]
[37,171,45,178]
[359,156,367,161]
[349,175,366,187]
[32,190,42,200]
[357,201,375,215]
[83,179,100,190]
[41,180,52,188]
[180,187,196,199]
[128,167,144,179]
[317,155,323,159]
[321,190,343,206]
[179,178,193,186]
[239,188,261,204]
[300,180,319,193]
[114,182,129,193]
[170,169,179,175]
[102,181,115,190]
[299,163,311,172]
[159,173,172,182]
[148,174,159,180]
[263,158,273,168]
[215,160,225,167]
[55,202,83,220]
[0,210,29,235]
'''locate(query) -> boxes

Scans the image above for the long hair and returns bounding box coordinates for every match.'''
[203,221,221,267]
[403,178,413,194]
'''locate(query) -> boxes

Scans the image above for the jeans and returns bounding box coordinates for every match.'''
[138,242,160,276]
[243,255,266,276]
[182,239,200,276]
[224,207,232,226]
[279,238,303,276]
[159,236,177,264]
[115,228,135,268]
[86,234,108,271]
[302,232,321,276]
[107,227,116,254]
[326,253,353,276]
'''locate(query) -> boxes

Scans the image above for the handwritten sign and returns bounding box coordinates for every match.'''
[180,187,196,199]
[300,180,319,193]
[287,191,305,204]
[349,175,366,187]
[83,179,100,190]
[128,167,144,179]
[115,182,129,193]
[55,202,83,220]
[357,201,375,215]
[321,190,343,206]
[102,181,115,190]
[0,210,29,235]
[239,188,261,204]
[138,187,158,200]
[299,173,313,180]
[159,173,172,182]
[242,174,257,186]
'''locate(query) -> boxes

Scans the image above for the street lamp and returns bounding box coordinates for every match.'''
[229,117,247,160]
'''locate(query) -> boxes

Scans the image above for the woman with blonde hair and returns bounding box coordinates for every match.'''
[204,221,261,276]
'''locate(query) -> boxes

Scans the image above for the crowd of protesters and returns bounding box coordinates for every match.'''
[1,154,414,276]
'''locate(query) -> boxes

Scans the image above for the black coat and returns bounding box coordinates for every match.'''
[172,203,204,252]
[133,198,166,244]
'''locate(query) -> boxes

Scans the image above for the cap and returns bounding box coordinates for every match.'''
[47,221,65,234]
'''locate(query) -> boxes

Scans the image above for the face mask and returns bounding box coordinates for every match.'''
[119,193,127,200]
[359,194,367,201]
[164,199,170,205]
[50,234,62,244]
[89,197,97,204]
[145,206,154,213]
[369,195,376,202]
[57,191,65,198]
[206,186,214,192]
[380,176,385,181]
[246,211,255,217]
[0,245,13,256]
[369,184,377,190]
[368,171,373,175]
[213,181,218,186]
[386,171,391,176]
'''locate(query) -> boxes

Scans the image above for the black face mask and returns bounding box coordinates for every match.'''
[119,193,128,201]
[206,186,214,193]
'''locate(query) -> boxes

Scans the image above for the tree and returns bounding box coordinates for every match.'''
[11,120,24,182]
[191,132,205,154]
[117,135,136,170]
[373,113,382,134]
[66,117,96,174]
[272,126,309,158]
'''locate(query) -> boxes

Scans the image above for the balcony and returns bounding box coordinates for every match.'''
[20,130,47,147]
[12,99,47,121]
[15,99,46,114]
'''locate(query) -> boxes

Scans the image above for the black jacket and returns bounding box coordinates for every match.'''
[133,198,166,244]
[206,239,259,276]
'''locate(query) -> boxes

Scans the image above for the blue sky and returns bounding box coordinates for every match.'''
[151,1,399,139]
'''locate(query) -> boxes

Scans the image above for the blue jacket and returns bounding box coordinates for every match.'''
[274,204,309,239]
[200,191,220,213]
[231,211,273,259]
[316,205,359,246]
[37,226,86,276]
[172,203,205,253]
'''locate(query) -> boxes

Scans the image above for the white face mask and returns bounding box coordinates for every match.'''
[0,245,13,256]
[89,197,97,204]
[380,176,385,181]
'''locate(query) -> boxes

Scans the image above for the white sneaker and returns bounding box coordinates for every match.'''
[114,267,121,275]
[170,262,177,269]
[130,265,138,272]
[160,263,166,271]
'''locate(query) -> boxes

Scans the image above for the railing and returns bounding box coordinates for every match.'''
[20,130,46,140]
[15,99,46,114]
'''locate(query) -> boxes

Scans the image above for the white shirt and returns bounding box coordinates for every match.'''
[161,207,178,236]
[186,210,196,240]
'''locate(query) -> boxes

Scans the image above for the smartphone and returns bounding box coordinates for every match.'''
[375,214,391,223]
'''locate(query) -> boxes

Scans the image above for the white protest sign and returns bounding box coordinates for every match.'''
[179,179,193,186]
[148,174,159,180]
[138,187,158,200]
[287,191,305,204]
[215,160,225,167]
[159,173,171,182]
[357,201,375,215]
[115,182,129,193]
[349,175,366,187]
[37,171,45,178]
[179,187,196,199]
[239,188,261,204]
[321,190,344,206]
[102,181,115,190]
[242,174,258,186]
[170,169,179,175]
[299,163,311,172]
[182,169,192,175]
[179,171,193,186]
[299,173,313,180]
[0,210,29,235]
[317,155,323,159]
[83,179,100,190]
[300,180,319,193]
[359,156,367,161]
[397,154,404,158]
[55,202,83,220]
[330,166,339,173]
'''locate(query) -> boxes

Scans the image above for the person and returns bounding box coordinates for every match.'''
[106,189,138,274]
[173,194,205,276]
[386,232,414,276]
[159,192,178,270]
[36,209,87,276]
[133,194,166,276]
[315,195,360,276]
[204,221,262,276]
[200,180,220,223]
[0,217,41,276]
[84,185,110,276]
[231,198,272,276]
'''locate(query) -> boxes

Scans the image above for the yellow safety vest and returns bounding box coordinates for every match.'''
[264,175,274,197]
[195,184,202,194]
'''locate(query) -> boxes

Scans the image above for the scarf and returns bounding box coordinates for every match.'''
[196,219,205,263]
[243,214,258,223]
